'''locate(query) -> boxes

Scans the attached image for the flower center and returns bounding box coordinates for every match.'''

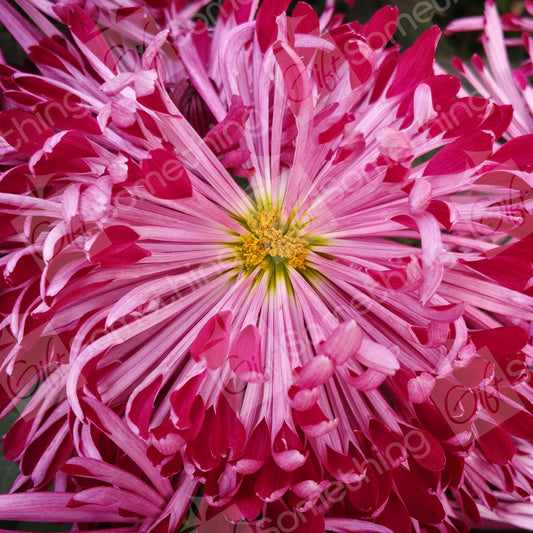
[236,209,308,270]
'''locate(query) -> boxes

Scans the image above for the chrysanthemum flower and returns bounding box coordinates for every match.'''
[1,1,533,532]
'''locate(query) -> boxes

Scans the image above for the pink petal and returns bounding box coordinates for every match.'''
[293,355,335,389]
[319,320,362,365]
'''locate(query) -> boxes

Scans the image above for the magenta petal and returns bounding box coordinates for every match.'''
[189,311,232,369]
[423,131,493,176]
[0,109,53,154]
[255,0,291,52]
[272,422,307,471]
[254,459,292,502]
[293,403,339,437]
[362,6,399,49]
[326,445,366,484]
[65,6,118,77]
[140,149,193,200]
[476,420,515,466]
[490,133,533,171]
[127,374,163,439]
[229,324,265,382]
[234,419,270,475]
[393,466,446,524]
[387,26,440,97]
[273,41,312,117]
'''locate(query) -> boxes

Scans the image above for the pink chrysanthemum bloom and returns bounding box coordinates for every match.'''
[446,0,533,139]
[1,1,533,532]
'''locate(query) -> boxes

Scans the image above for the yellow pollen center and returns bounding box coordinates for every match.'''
[237,209,308,270]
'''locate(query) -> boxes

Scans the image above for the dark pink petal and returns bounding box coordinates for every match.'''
[170,372,206,435]
[256,0,291,52]
[480,104,513,140]
[273,41,312,117]
[4,90,41,106]
[293,403,339,437]
[34,100,101,135]
[189,311,232,369]
[401,425,446,471]
[255,459,292,502]
[218,148,251,168]
[393,466,446,524]
[429,97,490,138]
[423,131,493,176]
[369,419,405,468]
[126,374,163,439]
[317,113,355,144]
[461,236,533,291]
[229,324,266,382]
[188,407,224,471]
[490,134,533,171]
[498,409,533,441]
[427,200,458,231]
[332,130,365,164]
[470,326,528,357]
[140,149,193,200]
[326,445,366,484]
[290,1,320,67]
[204,95,251,156]
[387,26,440,97]
[369,49,398,102]
[234,477,263,520]
[0,109,53,154]
[345,460,380,512]
[451,488,481,526]
[85,225,150,268]
[234,419,270,475]
[425,75,461,107]
[272,422,307,471]
[362,6,399,49]
[66,7,118,76]
[346,41,374,89]
[375,492,411,533]
[414,401,455,441]
[216,394,246,457]
[476,420,515,466]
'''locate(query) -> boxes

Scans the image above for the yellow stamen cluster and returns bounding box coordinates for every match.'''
[237,209,308,270]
